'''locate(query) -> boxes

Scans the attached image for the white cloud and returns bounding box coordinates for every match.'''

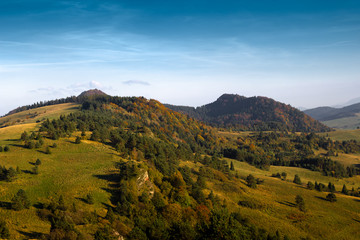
[123,80,150,86]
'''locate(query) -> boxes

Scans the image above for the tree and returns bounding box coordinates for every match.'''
[75,136,81,144]
[342,184,349,195]
[35,159,42,166]
[32,165,39,175]
[307,181,314,190]
[86,193,94,205]
[0,220,10,239]
[293,174,301,185]
[11,189,30,210]
[281,172,287,180]
[328,182,335,192]
[3,146,9,152]
[46,146,51,154]
[246,174,257,188]
[295,195,306,212]
[326,193,337,202]
[230,161,235,171]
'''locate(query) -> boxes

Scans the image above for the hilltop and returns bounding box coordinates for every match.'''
[166,94,330,132]
[77,89,108,99]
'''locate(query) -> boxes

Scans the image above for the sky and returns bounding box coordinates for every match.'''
[0,0,360,115]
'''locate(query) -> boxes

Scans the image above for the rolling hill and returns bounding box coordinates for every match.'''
[1,91,360,239]
[166,94,331,132]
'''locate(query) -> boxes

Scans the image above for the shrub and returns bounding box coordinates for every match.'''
[326,193,337,202]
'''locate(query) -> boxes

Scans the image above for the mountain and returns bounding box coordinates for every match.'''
[166,94,331,132]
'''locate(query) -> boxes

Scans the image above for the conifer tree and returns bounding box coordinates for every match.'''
[11,189,30,210]
[293,174,301,185]
[295,195,306,212]
[342,184,349,195]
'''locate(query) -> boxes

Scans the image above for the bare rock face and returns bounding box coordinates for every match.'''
[136,170,154,198]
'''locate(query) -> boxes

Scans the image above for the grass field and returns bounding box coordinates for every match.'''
[0,103,80,128]
[0,134,121,238]
[323,113,360,130]
[319,128,360,142]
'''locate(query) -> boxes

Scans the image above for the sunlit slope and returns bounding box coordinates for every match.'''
[322,113,360,130]
[0,103,80,128]
[0,133,120,239]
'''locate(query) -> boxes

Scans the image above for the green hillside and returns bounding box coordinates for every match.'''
[1,95,360,239]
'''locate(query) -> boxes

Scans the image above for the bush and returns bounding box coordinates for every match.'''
[36,159,42,166]
[246,174,257,188]
[326,193,337,202]
[3,146,9,152]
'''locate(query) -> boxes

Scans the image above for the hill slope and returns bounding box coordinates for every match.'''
[304,103,360,129]
[166,94,330,132]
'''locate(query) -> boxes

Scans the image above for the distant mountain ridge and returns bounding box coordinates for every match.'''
[166,94,330,132]
[304,103,360,121]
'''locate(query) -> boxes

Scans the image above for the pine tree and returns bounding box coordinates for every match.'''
[230,161,235,171]
[295,195,306,212]
[342,184,349,195]
[293,174,301,185]
[35,159,42,165]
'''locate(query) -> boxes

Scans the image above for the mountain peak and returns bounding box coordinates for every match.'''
[78,89,108,98]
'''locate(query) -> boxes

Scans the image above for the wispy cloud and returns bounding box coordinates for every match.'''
[29,81,112,96]
[123,80,150,86]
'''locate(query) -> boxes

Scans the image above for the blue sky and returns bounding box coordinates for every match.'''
[1,0,360,115]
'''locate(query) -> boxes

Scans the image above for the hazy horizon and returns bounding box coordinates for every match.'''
[1,0,360,115]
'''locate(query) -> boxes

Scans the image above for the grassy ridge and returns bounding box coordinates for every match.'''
[0,103,80,128]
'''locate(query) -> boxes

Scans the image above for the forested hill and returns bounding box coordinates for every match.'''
[166,94,331,132]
